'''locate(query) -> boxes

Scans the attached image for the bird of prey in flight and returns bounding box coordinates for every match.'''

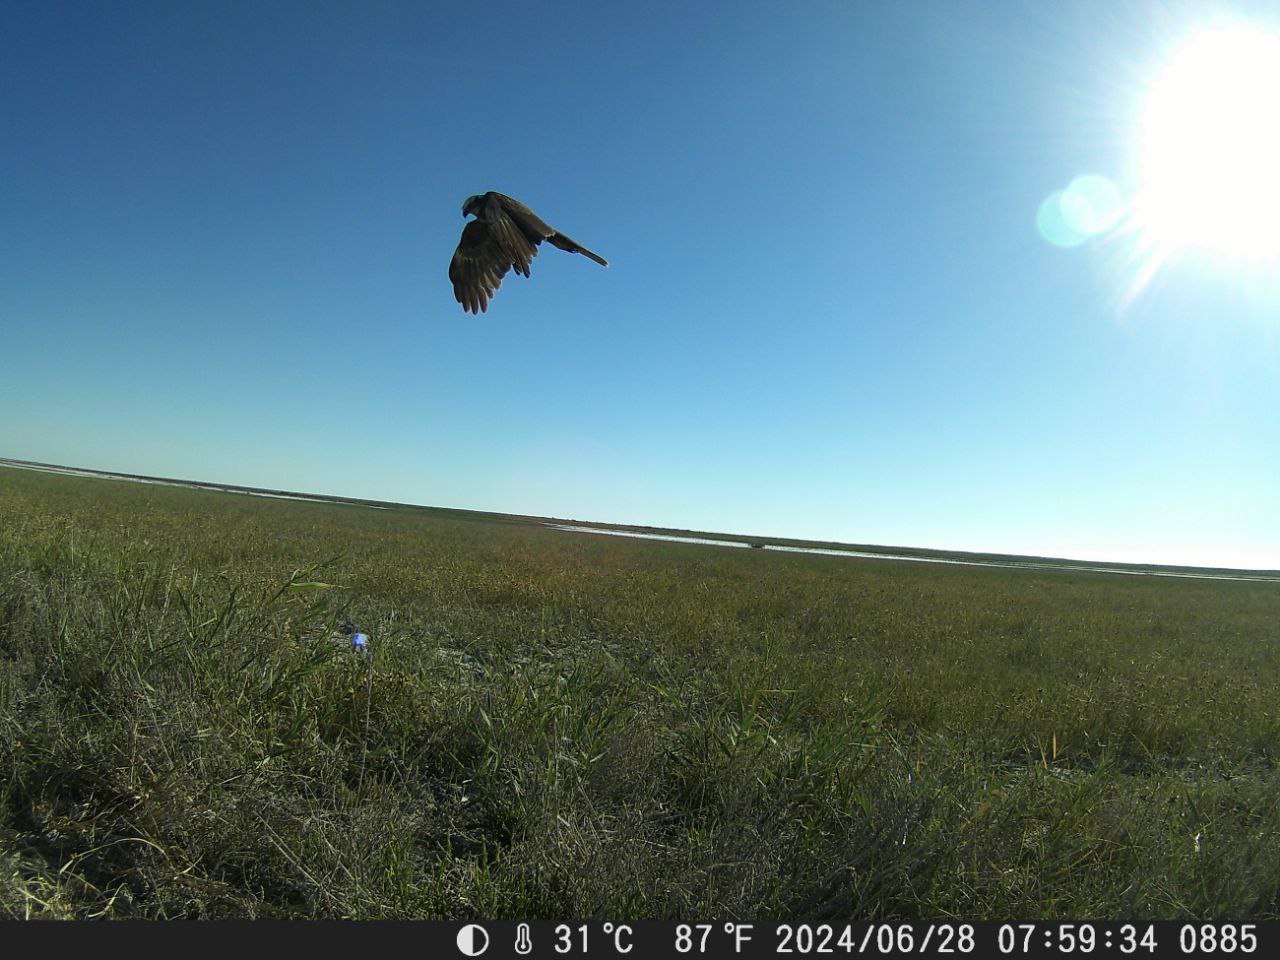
[449,192,608,314]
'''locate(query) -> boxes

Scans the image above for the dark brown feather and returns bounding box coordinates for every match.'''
[545,231,609,266]
[448,219,514,314]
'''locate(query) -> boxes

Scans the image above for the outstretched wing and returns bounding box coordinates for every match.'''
[493,193,556,237]
[484,194,541,279]
[449,219,532,314]
[497,193,609,267]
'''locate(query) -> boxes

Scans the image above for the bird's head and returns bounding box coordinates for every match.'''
[461,194,484,218]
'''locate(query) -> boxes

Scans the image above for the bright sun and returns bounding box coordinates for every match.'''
[1136,24,1280,264]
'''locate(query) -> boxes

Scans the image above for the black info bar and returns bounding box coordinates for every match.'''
[5,920,1270,957]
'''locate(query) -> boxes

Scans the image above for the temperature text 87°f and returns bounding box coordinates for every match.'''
[676,925,756,953]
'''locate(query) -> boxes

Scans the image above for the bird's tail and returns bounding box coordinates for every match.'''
[547,232,608,266]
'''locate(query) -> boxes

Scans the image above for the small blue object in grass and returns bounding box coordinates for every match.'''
[352,632,369,652]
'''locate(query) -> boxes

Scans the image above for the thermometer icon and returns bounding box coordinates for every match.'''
[515,923,533,955]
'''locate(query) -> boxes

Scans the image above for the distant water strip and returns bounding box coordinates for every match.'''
[547,525,1280,583]
[2,460,388,508]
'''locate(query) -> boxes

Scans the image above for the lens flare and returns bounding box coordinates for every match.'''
[1037,191,1087,248]
[1063,175,1124,236]
[1037,175,1125,248]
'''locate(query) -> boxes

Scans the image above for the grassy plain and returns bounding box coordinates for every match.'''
[2,464,1278,919]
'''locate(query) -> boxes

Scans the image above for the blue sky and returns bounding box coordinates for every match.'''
[3,0,1278,569]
